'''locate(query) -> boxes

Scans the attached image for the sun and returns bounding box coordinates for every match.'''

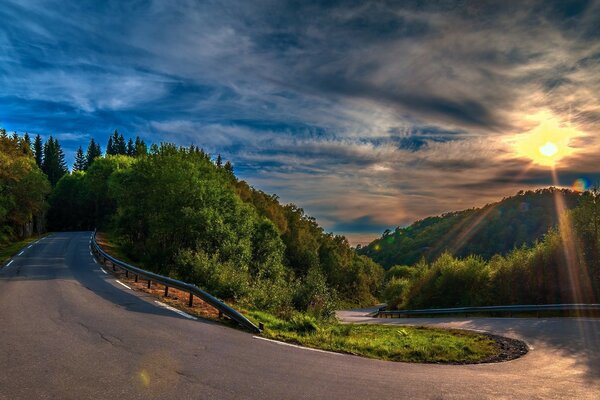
[512,111,583,167]
[539,141,558,157]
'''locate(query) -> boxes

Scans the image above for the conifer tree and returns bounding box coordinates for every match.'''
[22,132,32,155]
[41,136,68,186]
[134,136,147,156]
[85,138,102,169]
[116,132,127,155]
[106,136,115,155]
[34,134,43,167]
[126,138,134,156]
[73,146,86,171]
[216,154,222,168]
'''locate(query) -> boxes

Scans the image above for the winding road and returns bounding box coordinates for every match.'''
[1,232,599,399]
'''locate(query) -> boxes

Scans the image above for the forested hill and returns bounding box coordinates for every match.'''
[358,188,582,268]
[8,130,383,316]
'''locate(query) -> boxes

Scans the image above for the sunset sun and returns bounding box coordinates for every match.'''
[513,112,583,167]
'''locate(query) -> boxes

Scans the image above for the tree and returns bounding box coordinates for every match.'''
[73,146,86,171]
[34,134,43,167]
[41,136,68,186]
[115,131,127,155]
[216,154,222,168]
[126,138,134,156]
[22,133,31,155]
[134,136,147,157]
[0,131,50,241]
[106,136,114,155]
[85,138,102,169]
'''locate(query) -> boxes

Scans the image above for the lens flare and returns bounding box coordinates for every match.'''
[572,177,590,192]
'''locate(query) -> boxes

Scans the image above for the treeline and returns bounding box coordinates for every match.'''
[0,130,50,243]
[359,188,582,268]
[382,190,600,308]
[44,136,383,316]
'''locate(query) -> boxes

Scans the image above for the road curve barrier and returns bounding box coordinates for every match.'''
[376,303,600,318]
[90,230,261,333]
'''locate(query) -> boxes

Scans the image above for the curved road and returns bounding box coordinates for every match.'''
[1,232,598,399]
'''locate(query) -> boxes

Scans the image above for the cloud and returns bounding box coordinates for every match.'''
[1,0,600,244]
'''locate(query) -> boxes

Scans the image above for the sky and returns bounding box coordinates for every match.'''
[1,0,600,245]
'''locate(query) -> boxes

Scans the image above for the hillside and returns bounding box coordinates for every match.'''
[358,188,582,268]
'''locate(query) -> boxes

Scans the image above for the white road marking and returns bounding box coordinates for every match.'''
[154,301,198,320]
[89,251,93,257]
[252,336,343,356]
[6,260,14,267]
[17,251,24,256]
[27,245,32,249]
[116,280,131,289]
[94,259,99,265]
[100,267,107,274]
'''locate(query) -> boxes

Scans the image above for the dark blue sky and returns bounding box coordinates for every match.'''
[2,0,600,244]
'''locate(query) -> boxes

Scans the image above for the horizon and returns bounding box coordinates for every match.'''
[2,1,600,245]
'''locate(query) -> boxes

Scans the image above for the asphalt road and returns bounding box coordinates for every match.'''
[1,232,599,399]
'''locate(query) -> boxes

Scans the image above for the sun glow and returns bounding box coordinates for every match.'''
[513,112,583,167]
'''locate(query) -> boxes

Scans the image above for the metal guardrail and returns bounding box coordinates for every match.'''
[376,303,600,318]
[90,231,261,333]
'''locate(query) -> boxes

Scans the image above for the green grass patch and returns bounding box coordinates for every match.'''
[0,235,46,265]
[247,310,498,363]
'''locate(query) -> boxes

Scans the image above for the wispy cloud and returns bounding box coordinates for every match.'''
[1,0,600,244]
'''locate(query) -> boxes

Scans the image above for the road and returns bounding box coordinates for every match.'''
[1,232,599,399]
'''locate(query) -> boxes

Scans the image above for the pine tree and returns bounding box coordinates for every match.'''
[126,138,134,156]
[42,136,68,186]
[34,134,43,167]
[134,136,147,156]
[106,136,115,155]
[116,132,127,155]
[22,132,32,155]
[224,161,234,174]
[216,154,222,168]
[73,146,86,171]
[85,138,102,169]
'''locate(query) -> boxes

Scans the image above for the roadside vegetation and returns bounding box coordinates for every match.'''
[43,131,383,318]
[247,310,499,363]
[381,191,600,309]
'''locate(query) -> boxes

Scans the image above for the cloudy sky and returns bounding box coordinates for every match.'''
[2,0,600,244]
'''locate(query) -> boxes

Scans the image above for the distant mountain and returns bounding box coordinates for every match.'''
[357,188,582,268]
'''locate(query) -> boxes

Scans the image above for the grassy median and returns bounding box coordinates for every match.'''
[248,310,499,363]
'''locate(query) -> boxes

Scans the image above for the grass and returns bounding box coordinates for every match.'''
[0,235,45,265]
[96,231,500,364]
[247,310,499,363]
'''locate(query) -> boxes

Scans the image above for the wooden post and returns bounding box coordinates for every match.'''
[164,286,169,297]
[188,293,193,307]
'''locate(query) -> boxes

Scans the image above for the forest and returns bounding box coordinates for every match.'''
[1,129,382,317]
[2,128,599,314]
[359,188,582,268]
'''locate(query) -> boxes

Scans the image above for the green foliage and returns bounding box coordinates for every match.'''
[46,137,383,313]
[73,146,86,171]
[384,200,600,309]
[247,310,498,363]
[41,136,68,186]
[0,130,50,243]
[360,188,582,268]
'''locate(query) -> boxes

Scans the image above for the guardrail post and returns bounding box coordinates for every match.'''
[188,293,193,307]
[147,279,151,289]
[125,270,129,278]
[164,286,169,297]
[218,311,223,319]
[135,274,138,283]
